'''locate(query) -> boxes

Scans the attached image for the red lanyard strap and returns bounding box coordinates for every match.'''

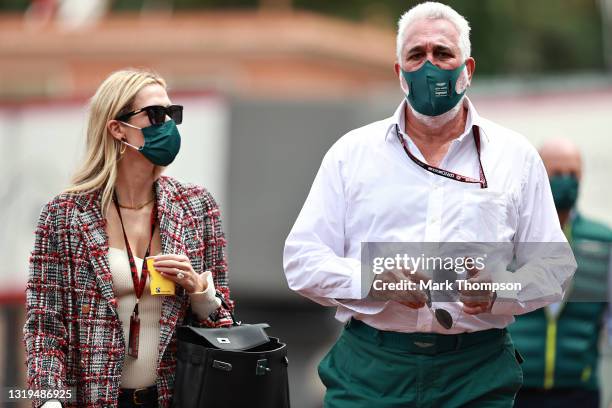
[112,191,158,303]
[394,124,488,189]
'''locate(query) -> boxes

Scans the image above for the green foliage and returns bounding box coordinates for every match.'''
[0,0,29,11]
[1,0,604,74]
[291,0,604,74]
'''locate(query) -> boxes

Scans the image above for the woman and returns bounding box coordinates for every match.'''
[24,69,234,408]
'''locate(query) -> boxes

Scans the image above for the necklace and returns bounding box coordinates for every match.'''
[112,191,157,358]
[116,196,155,210]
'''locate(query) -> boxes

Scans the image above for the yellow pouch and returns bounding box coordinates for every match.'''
[147,257,175,295]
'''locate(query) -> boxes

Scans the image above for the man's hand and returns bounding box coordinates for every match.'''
[460,261,495,314]
[368,268,429,309]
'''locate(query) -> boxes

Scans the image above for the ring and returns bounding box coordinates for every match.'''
[177,272,185,279]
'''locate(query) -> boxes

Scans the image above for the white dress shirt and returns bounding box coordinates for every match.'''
[283,97,576,334]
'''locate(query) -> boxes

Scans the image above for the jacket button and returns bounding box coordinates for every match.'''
[81,305,90,314]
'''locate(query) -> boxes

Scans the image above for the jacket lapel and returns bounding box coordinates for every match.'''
[77,189,117,315]
[155,178,189,364]
[77,176,189,362]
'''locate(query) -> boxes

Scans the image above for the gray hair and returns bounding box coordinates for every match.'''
[396,2,471,62]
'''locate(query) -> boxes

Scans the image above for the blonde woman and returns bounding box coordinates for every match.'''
[23,69,234,408]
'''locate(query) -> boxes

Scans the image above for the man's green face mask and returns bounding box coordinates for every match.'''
[550,174,579,210]
[401,61,467,116]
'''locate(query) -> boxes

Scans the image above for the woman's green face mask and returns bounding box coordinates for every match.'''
[120,119,182,166]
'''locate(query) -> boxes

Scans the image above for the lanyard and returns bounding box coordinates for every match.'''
[112,189,157,358]
[394,124,488,189]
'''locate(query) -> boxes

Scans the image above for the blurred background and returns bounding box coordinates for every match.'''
[1,0,611,407]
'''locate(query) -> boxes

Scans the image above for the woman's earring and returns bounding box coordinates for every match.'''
[119,139,127,155]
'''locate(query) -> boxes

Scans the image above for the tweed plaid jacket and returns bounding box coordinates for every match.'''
[23,175,234,407]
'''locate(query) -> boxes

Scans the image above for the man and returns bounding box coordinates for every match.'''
[510,139,612,408]
[283,2,576,407]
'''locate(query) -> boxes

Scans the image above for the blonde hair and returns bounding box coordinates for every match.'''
[63,68,166,217]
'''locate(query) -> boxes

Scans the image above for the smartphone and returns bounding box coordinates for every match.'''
[146,256,176,296]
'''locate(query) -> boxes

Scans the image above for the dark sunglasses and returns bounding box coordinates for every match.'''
[116,104,183,125]
[425,288,453,330]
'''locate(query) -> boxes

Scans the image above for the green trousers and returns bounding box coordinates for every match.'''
[318,319,523,408]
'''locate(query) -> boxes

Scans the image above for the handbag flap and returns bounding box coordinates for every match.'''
[184,323,270,351]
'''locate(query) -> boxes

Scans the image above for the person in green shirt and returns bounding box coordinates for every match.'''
[511,138,612,408]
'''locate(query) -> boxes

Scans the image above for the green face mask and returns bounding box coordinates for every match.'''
[401,61,467,116]
[121,119,181,166]
[550,174,579,210]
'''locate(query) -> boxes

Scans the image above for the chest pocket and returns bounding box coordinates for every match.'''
[457,189,516,242]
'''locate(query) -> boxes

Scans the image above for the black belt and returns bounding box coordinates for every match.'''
[118,385,158,407]
[345,318,506,355]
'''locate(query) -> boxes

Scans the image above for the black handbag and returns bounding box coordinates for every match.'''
[172,293,290,408]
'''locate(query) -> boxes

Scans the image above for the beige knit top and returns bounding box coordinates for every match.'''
[108,247,221,388]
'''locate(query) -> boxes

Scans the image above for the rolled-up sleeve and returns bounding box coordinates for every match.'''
[189,270,222,319]
[283,144,386,315]
[491,152,577,316]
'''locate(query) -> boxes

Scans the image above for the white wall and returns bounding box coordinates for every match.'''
[473,88,612,226]
[0,93,229,292]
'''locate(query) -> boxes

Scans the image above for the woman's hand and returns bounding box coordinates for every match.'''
[152,254,207,294]
[41,400,63,408]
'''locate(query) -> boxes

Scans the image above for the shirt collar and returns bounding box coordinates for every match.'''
[384,96,489,143]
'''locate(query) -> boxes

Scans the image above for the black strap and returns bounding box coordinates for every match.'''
[216,291,238,326]
[190,226,238,327]
[194,247,238,326]
[184,290,239,327]
[118,385,158,406]
[395,124,488,189]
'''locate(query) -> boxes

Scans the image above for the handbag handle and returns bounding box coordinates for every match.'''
[184,291,239,327]
[197,249,239,326]
[215,290,240,326]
